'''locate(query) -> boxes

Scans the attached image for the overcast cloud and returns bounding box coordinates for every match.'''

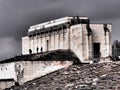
[0,0,120,60]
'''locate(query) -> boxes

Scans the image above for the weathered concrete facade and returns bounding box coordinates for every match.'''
[0,16,112,89]
[22,16,112,63]
[0,63,16,89]
[0,49,77,89]
[0,60,72,89]
[0,80,15,90]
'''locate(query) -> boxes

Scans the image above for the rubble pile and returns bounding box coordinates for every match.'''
[4,62,120,90]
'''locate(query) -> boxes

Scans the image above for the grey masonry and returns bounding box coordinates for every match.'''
[22,16,112,63]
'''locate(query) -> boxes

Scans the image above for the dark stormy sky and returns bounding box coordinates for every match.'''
[0,0,120,60]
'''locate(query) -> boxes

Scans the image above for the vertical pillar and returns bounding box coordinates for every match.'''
[62,25,64,49]
[36,34,38,53]
[29,36,31,50]
[104,32,107,57]
[88,35,92,59]
[48,31,51,50]
[54,28,55,50]
[68,24,71,49]
[33,35,35,53]
[41,34,42,52]
[58,27,60,49]
[86,24,92,59]
[104,24,109,57]
[109,30,112,56]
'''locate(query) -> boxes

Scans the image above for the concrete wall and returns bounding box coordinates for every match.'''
[0,63,16,81]
[22,36,29,55]
[0,60,73,89]
[0,81,15,90]
[107,24,112,56]
[20,61,72,83]
[82,24,90,61]
[0,63,16,89]
[22,28,71,55]
[90,24,112,57]
[70,24,84,62]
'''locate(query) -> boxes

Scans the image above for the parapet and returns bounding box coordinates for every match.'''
[28,16,89,32]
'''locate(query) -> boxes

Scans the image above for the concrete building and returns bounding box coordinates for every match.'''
[22,16,112,63]
[0,16,112,89]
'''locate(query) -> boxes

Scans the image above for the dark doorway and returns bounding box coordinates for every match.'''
[47,40,49,51]
[93,43,100,58]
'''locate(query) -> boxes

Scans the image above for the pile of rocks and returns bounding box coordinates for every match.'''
[5,62,120,90]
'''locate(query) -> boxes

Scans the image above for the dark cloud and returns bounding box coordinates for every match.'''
[0,0,120,60]
[0,37,21,60]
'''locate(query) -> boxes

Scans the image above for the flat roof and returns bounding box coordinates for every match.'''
[28,16,89,32]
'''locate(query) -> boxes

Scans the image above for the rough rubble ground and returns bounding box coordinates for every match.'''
[4,62,120,90]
